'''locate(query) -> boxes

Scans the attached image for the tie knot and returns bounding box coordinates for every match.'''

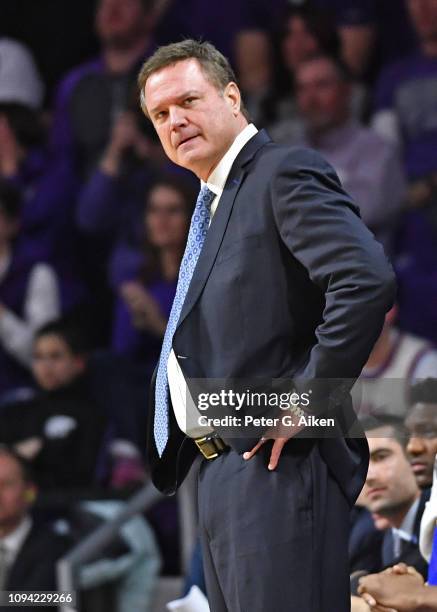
[198,185,215,211]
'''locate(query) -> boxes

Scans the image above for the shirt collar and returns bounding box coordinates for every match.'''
[201,123,258,196]
[393,497,420,542]
[0,516,32,556]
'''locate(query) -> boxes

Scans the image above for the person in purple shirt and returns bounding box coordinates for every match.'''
[50,0,159,180]
[111,175,195,372]
[373,0,437,181]
[0,39,82,311]
[0,183,61,402]
[372,0,437,344]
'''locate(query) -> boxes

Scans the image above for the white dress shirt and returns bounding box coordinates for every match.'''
[0,254,60,367]
[0,516,32,570]
[420,458,437,562]
[391,497,420,557]
[167,123,258,438]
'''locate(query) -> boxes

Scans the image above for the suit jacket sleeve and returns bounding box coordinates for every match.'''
[271,147,396,383]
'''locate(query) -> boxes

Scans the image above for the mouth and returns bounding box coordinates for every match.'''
[367,487,386,499]
[411,462,428,474]
[177,134,200,149]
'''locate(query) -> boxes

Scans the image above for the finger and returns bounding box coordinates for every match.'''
[390,563,408,575]
[268,438,286,470]
[243,437,267,460]
[361,593,377,608]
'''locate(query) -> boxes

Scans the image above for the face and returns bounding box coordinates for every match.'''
[362,429,419,517]
[145,184,189,248]
[96,0,148,45]
[0,454,33,535]
[143,59,245,180]
[281,16,320,72]
[296,58,350,133]
[32,335,85,392]
[407,0,437,41]
[405,402,437,488]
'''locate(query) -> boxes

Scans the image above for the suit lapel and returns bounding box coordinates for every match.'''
[175,129,271,331]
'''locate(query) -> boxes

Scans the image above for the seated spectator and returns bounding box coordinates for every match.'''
[372,0,437,177]
[358,416,428,578]
[0,183,60,402]
[51,0,158,179]
[111,175,195,371]
[0,320,106,496]
[0,446,70,608]
[405,378,437,490]
[76,107,163,286]
[358,457,437,610]
[357,306,437,419]
[51,0,160,340]
[259,4,340,129]
[371,0,437,344]
[0,38,82,309]
[287,54,405,253]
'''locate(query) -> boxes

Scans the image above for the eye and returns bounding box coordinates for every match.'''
[184,97,196,106]
[154,110,168,121]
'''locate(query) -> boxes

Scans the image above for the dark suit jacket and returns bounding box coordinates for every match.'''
[381,489,431,578]
[4,521,70,611]
[147,130,396,502]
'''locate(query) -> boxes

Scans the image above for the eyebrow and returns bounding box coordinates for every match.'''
[149,90,202,115]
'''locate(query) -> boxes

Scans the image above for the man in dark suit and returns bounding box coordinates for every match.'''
[138,40,396,611]
[0,446,69,611]
[359,417,429,578]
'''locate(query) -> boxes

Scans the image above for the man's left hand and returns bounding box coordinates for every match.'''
[243,414,304,470]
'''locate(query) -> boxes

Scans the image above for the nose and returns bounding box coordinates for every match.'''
[169,105,188,129]
[407,435,426,456]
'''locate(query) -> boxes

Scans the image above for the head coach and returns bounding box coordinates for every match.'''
[138,39,396,611]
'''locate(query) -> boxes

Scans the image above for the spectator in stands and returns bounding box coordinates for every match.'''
[76,106,163,288]
[0,183,60,402]
[0,320,105,496]
[51,0,158,179]
[371,0,437,344]
[0,38,82,309]
[373,0,437,177]
[358,457,437,610]
[111,175,195,371]
[357,306,437,419]
[155,0,274,109]
[0,446,69,605]
[277,54,405,253]
[359,416,428,578]
[406,378,437,490]
[259,4,340,129]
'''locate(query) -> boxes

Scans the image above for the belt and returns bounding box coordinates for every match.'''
[194,432,229,460]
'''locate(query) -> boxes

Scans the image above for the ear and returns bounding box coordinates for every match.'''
[24,484,37,505]
[223,82,241,117]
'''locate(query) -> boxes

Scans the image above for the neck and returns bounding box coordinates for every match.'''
[103,35,150,74]
[0,516,25,539]
[160,246,183,281]
[200,118,249,182]
[365,326,393,369]
[387,493,419,529]
[308,115,350,144]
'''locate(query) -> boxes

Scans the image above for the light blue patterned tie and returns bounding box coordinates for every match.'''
[154,185,215,456]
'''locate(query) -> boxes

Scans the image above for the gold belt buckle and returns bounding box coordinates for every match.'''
[194,434,226,460]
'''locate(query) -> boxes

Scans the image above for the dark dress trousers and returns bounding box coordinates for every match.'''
[146,130,396,611]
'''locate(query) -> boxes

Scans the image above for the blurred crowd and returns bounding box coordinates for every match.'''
[1,0,437,609]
